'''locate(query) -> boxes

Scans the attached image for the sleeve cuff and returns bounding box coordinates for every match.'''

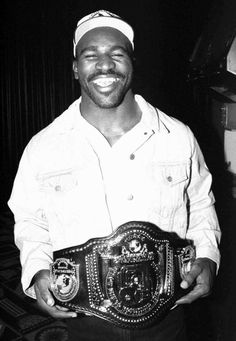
[195,246,221,273]
[22,259,51,298]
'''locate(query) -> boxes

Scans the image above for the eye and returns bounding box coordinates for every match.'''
[111,52,125,58]
[84,54,97,59]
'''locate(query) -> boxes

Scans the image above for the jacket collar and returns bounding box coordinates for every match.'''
[53,95,170,135]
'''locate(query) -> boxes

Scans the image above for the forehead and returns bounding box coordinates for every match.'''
[76,27,132,53]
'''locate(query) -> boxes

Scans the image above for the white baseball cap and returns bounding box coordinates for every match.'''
[73,10,134,57]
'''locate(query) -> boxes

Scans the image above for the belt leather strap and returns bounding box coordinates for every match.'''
[50,221,195,329]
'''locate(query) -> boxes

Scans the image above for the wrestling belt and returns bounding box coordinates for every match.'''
[50,221,195,329]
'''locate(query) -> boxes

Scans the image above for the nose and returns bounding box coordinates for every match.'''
[96,55,115,72]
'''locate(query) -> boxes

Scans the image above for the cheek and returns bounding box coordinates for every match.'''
[77,71,90,86]
[119,59,133,72]
[124,61,133,78]
[77,61,94,78]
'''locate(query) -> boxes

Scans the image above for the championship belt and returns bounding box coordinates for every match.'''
[50,221,195,329]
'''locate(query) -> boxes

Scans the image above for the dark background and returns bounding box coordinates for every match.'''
[1,0,214,204]
[1,1,236,340]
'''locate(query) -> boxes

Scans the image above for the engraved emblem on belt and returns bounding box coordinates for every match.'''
[50,258,80,302]
[100,233,163,317]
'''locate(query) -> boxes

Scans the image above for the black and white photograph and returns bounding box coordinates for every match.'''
[0,1,236,340]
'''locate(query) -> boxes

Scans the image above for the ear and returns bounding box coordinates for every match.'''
[72,60,79,80]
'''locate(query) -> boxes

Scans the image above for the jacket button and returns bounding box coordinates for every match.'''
[127,194,134,200]
[167,176,172,182]
[130,154,135,160]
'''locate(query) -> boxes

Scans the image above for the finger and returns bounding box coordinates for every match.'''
[35,282,55,307]
[47,305,77,319]
[176,283,206,304]
[35,292,77,318]
[55,305,70,311]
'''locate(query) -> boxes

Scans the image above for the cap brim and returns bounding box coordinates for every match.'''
[73,17,134,56]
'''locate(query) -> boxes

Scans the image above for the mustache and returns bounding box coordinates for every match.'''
[88,71,125,82]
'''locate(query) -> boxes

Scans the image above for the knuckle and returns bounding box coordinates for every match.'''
[193,263,202,274]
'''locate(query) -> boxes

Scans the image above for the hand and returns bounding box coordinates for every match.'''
[33,269,77,319]
[176,257,216,305]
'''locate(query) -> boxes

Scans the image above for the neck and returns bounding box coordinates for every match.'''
[80,92,142,143]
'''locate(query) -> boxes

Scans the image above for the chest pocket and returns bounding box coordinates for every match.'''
[38,169,78,194]
[150,161,190,221]
[37,169,81,216]
[163,163,189,186]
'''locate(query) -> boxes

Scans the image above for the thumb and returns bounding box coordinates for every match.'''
[180,262,201,289]
[180,279,189,289]
[41,282,55,307]
[34,271,55,307]
[35,282,55,307]
[46,295,55,307]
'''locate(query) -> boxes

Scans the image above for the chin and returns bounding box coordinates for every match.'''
[92,93,125,109]
[95,101,121,109]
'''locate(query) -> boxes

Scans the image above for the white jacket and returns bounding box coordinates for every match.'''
[8,95,221,298]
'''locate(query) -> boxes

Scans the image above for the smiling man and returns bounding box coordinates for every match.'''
[72,17,140,146]
[73,27,133,108]
[8,10,221,341]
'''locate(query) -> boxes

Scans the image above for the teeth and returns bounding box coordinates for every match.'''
[93,77,117,87]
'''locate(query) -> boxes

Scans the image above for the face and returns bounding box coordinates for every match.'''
[73,27,134,109]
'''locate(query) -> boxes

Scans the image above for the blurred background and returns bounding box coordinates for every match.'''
[0,0,236,340]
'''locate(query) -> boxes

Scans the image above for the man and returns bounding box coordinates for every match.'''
[8,10,221,340]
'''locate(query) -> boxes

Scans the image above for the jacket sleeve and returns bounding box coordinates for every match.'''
[8,142,53,298]
[185,126,221,270]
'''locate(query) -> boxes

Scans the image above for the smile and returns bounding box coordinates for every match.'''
[92,77,119,88]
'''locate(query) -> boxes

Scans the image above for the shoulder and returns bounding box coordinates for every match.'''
[135,95,196,150]
[157,108,195,142]
[27,100,80,151]
[22,100,81,171]
[157,109,191,134]
[154,108,197,158]
[136,95,192,136]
